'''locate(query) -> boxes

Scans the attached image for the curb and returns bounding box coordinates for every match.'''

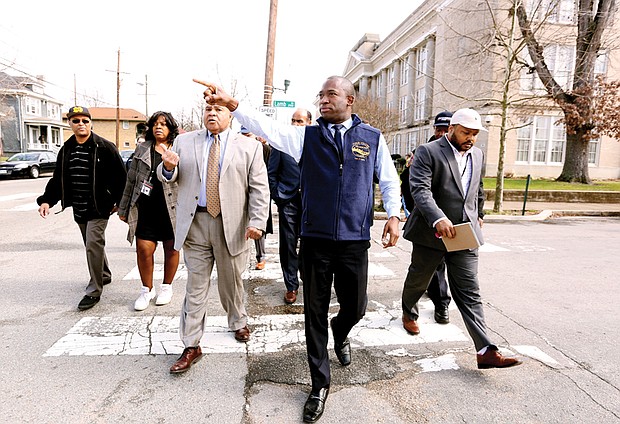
[375,209,620,222]
[483,210,553,222]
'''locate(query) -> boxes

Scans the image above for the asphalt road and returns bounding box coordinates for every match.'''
[1,176,619,423]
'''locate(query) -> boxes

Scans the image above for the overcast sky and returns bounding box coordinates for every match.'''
[1,0,422,120]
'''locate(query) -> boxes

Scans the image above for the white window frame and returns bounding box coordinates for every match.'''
[387,67,395,93]
[399,95,408,123]
[588,138,600,165]
[521,44,575,92]
[528,0,575,24]
[516,116,566,164]
[393,133,402,155]
[25,98,41,115]
[406,131,416,153]
[400,57,409,85]
[416,47,427,78]
[594,50,608,75]
[52,128,60,147]
[413,89,425,121]
[47,104,60,119]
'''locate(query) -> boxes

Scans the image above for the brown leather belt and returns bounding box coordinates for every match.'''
[196,205,208,213]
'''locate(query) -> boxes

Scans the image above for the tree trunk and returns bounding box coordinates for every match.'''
[557,129,591,183]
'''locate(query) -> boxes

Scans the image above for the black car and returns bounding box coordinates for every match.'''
[0,151,57,179]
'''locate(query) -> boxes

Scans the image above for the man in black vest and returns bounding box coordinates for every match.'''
[197,76,401,423]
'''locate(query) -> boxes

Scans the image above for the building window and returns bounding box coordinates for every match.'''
[400,56,409,85]
[375,73,383,97]
[413,89,425,121]
[516,116,566,164]
[528,0,575,24]
[387,67,395,93]
[521,44,575,92]
[393,134,402,155]
[25,98,41,115]
[122,120,130,130]
[416,47,427,78]
[588,138,600,165]
[387,101,393,114]
[47,104,60,119]
[406,131,417,153]
[52,128,60,146]
[399,96,408,123]
[594,51,608,75]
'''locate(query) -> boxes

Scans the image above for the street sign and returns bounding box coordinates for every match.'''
[273,100,296,108]
[259,106,276,118]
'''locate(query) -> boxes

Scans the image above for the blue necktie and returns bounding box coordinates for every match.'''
[332,124,343,154]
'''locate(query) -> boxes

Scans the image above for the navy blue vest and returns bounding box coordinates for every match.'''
[300,114,379,240]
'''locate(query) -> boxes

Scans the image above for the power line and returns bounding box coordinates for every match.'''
[0,56,116,107]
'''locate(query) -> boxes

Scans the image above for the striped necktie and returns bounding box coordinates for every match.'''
[206,134,221,217]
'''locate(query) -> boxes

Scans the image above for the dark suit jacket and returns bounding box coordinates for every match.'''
[267,148,300,206]
[402,135,485,250]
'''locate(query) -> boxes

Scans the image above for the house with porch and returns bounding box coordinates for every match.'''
[0,72,66,157]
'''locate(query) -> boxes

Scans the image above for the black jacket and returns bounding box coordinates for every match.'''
[400,165,414,213]
[37,132,127,218]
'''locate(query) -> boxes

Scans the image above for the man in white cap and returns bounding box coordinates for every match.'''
[400,108,522,369]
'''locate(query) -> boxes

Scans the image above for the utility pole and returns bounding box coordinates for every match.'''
[106,48,129,148]
[263,0,277,107]
[143,74,148,117]
[137,74,150,117]
[115,48,121,148]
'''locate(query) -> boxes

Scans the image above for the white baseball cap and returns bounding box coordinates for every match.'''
[450,108,487,131]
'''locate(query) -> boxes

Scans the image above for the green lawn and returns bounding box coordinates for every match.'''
[483,177,620,191]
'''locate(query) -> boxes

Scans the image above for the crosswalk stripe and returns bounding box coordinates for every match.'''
[43,301,469,357]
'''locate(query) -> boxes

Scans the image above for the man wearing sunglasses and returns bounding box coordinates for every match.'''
[37,106,127,311]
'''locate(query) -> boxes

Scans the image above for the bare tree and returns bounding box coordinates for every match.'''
[516,0,618,183]
[426,1,553,212]
[352,95,400,136]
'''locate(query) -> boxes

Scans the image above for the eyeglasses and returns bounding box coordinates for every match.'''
[71,118,90,124]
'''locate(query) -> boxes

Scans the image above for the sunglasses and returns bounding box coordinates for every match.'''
[71,118,91,124]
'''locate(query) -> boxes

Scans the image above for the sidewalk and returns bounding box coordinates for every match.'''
[374,200,620,223]
[483,200,620,221]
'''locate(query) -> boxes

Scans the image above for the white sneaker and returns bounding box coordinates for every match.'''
[134,286,156,311]
[155,284,173,306]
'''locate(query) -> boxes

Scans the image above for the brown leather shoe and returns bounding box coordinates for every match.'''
[255,261,266,270]
[402,314,420,335]
[234,326,251,342]
[477,348,523,369]
[284,290,297,304]
[170,346,203,374]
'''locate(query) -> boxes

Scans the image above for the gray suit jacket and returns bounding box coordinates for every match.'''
[402,135,485,250]
[157,129,270,255]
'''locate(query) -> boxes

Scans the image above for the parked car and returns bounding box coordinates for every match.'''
[0,151,57,179]
[120,149,134,171]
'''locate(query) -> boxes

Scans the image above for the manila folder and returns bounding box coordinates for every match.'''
[441,222,481,252]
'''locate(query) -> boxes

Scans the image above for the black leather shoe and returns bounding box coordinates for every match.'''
[434,306,450,324]
[78,295,100,310]
[330,317,352,366]
[334,338,351,366]
[303,387,329,423]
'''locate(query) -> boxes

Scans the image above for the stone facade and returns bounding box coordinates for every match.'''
[342,0,620,179]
